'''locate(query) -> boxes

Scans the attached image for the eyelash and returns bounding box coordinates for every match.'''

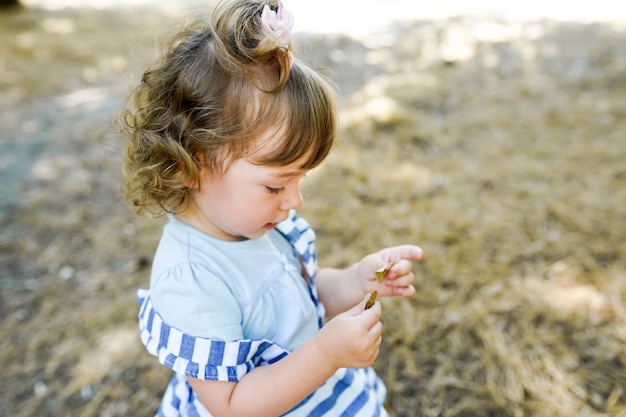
[266,186,286,195]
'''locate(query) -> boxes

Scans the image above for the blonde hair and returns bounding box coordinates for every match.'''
[121,0,337,215]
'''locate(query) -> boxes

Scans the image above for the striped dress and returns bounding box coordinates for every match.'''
[137,212,389,416]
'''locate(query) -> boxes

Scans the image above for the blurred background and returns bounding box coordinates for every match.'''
[1,1,625,416]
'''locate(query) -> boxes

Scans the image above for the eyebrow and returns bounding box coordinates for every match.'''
[271,169,307,178]
[259,162,308,178]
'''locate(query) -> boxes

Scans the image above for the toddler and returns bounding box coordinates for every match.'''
[121,0,423,416]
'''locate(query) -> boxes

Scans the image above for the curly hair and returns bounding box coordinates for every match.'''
[120,0,337,216]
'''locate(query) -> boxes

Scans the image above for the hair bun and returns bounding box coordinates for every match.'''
[213,0,293,63]
[212,0,294,88]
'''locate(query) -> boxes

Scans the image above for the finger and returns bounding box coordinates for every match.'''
[387,260,414,280]
[383,245,423,262]
[391,284,415,298]
[349,293,376,316]
[357,300,382,326]
[361,315,383,345]
[369,320,383,338]
[386,271,414,286]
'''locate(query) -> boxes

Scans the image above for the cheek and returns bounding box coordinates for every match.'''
[229,189,273,215]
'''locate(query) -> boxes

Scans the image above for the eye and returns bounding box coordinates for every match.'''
[266,186,286,195]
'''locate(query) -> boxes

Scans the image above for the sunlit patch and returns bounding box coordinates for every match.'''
[41,17,75,34]
[525,277,607,322]
[55,87,110,110]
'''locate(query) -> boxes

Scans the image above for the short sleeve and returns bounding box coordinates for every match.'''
[137,290,290,382]
[150,262,243,341]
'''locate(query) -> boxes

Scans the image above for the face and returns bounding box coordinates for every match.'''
[177,152,308,241]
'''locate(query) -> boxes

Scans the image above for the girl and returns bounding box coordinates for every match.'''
[121,0,423,416]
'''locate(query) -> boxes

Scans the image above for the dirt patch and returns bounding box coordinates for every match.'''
[1,3,625,417]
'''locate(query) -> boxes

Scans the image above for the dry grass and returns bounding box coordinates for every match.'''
[0,4,625,417]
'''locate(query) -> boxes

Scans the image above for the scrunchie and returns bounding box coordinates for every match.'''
[260,0,294,49]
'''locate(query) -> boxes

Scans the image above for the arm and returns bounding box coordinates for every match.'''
[188,295,383,417]
[316,245,423,316]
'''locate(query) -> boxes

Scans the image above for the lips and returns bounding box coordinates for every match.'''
[264,215,288,230]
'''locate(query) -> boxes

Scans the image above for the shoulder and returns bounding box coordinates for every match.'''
[150,261,244,340]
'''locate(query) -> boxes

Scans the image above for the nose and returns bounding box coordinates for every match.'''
[280,186,303,210]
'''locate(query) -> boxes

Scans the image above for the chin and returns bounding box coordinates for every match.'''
[244,228,269,240]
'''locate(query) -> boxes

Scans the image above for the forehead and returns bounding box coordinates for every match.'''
[228,156,307,181]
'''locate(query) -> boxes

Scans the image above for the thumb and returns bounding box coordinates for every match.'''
[348,292,377,317]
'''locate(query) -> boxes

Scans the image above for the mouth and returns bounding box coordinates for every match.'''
[264,216,287,230]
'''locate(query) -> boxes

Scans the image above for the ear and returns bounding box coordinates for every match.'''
[180,152,207,190]
[181,173,198,190]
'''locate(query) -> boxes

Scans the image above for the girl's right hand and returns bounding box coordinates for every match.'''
[312,294,383,370]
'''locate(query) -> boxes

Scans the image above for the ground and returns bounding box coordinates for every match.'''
[1,2,625,417]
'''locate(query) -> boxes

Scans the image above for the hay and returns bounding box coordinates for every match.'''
[0,4,625,417]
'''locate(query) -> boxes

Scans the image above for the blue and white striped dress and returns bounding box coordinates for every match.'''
[138,212,389,416]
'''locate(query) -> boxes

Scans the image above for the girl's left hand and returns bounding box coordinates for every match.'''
[357,245,423,298]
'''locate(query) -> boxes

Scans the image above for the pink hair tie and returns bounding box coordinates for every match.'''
[260,0,294,49]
